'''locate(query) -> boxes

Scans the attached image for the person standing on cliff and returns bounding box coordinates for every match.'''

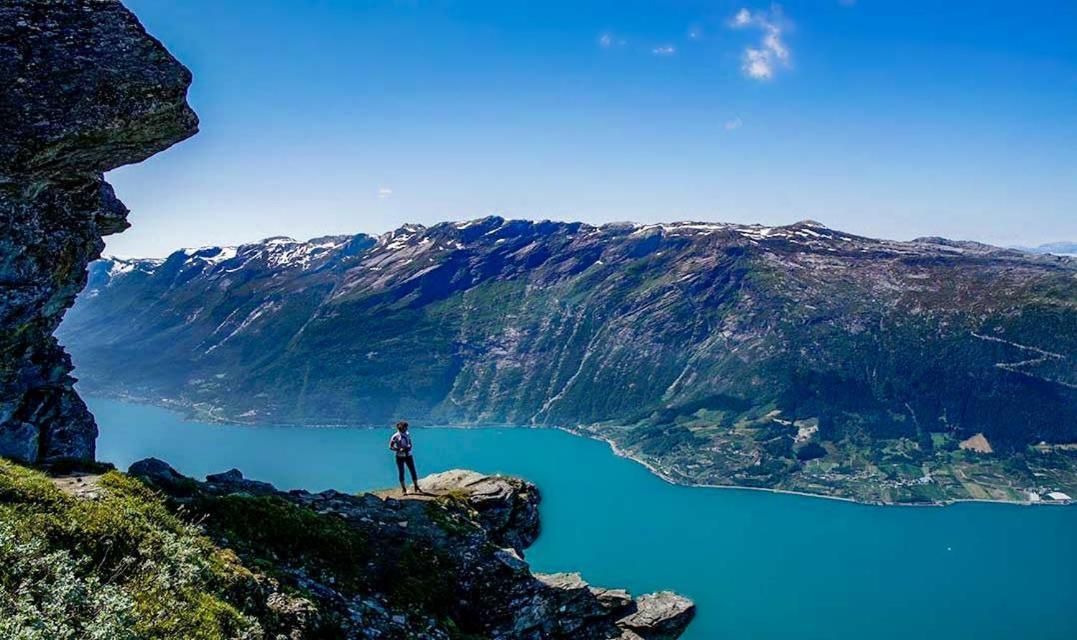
[389,421,421,495]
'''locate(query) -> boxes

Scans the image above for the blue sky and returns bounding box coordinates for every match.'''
[108,0,1077,257]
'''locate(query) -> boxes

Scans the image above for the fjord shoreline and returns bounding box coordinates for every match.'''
[83,392,1070,507]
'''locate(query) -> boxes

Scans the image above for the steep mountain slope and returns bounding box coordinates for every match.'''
[62,217,1077,502]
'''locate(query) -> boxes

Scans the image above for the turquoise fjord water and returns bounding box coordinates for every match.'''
[90,397,1077,640]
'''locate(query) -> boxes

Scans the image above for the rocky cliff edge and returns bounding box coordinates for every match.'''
[129,459,696,639]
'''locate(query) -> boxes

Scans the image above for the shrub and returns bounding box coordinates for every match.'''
[0,459,261,640]
[0,518,135,640]
[796,442,828,461]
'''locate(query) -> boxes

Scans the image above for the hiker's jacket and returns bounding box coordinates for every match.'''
[389,431,413,457]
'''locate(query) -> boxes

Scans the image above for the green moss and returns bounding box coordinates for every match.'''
[194,493,371,591]
[192,492,461,618]
[388,540,458,617]
[0,459,64,505]
[425,498,480,536]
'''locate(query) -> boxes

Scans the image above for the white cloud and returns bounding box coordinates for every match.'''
[724,117,743,131]
[378,187,393,200]
[729,6,791,81]
[743,48,773,79]
[652,45,676,56]
[598,32,627,48]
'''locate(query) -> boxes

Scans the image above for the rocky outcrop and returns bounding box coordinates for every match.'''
[205,467,278,495]
[530,573,693,640]
[421,468,542,550]
[617,592,697,640]
[130,460,696,639]
[0,0,197,462]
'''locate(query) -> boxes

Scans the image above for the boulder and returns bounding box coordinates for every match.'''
[591,586,634,611]
[519,572,694,639]
[617,591,697,640]
[205,468,277,495]
[129,457,184,482]
[128,457,195,494]
[419,468,541,550]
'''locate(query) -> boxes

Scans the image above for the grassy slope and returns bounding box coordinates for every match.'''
[0,459,473,639]
[0,459,261,640]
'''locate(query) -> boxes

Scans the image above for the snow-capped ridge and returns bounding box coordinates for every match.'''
[182,246,238,265]
[104,256,163,278]
[99,218,1056,282]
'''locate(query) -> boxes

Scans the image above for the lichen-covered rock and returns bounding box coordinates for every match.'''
[130,460,696,639]
[616,592,697,640]
[0,0,197,462]
[264,591,322,640]
[420,468,542,550]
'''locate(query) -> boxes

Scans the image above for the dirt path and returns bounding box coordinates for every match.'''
[371,487,441,502]
[50,472,103,499]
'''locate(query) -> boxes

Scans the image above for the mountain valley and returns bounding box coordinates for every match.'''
[62,217,1077,503]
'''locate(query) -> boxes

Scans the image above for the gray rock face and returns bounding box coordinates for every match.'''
[0,0,197,462]
[128,457,186,483]
[420,468,542,550]
[129,459,696,639]
[617,592,697,640]
[204,467,278,495]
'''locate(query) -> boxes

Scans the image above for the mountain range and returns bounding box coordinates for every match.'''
[1012,242,1077,257]
[60,217,1077,502]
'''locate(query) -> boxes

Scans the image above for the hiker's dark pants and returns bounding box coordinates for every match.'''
[396,455,417,485]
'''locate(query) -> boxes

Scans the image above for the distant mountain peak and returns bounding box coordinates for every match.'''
[1011,241,1077,258]
[260,236,298,245]
[98,219,1073,291]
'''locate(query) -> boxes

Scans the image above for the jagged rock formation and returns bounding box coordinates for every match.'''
[420,469,541,550]
[130,459,696,639]
[0,0,197,462]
